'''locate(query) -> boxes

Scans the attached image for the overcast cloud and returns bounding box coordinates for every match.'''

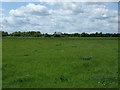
[1,2,118,33]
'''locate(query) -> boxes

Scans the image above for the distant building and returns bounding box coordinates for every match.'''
[54,32,63,34]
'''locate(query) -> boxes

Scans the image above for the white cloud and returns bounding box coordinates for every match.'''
[1,2,118,33]
[9,3,50,17]
[1,0,119,2]
[0,14,4,16]
[39,0,119,2]
[0,8,4,11]
[0,8,4,17]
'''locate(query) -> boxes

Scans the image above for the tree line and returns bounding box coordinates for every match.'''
[1,31,120,37]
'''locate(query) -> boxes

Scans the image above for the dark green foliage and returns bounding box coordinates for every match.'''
[82,56,92,60]
[2,31,8,37]
[81,32,89,37]
[53,34,61,37]
[44,33,51,37]
[97,77,118,88]
[55,43,62,46]
[71,33,81,37]
[23,54,29,56]
[54,75,68,83]
[1,31,120,37]
[9,31,42,37]
[12,75,33,84]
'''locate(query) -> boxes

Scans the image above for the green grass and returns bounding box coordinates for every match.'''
[0,36,2,89]
[2,37,118,88]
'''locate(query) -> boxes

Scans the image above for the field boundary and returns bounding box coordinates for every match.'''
[2,37,119,40]
[2,76,119,85]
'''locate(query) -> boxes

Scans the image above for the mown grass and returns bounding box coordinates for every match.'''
[2,37,118,88]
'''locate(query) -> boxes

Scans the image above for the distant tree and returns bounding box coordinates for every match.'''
[2,31,8,37]
[33,31,42,37]
[99,32,103,37]
[73,33,80,37]
[81,32,89,37]
[1,31,120,37]
[10,31,42,37]
[53,34,61,37]
[44,33,51,37]
[11,31,21,37]
[53,32,63,37]
[63,33,70,37]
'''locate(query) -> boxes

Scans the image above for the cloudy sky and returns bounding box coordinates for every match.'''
[0,2,118,34]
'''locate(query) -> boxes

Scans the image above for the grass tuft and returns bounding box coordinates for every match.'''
[81,56,93,60]
[23,54,29,56]
[54,75,68,83]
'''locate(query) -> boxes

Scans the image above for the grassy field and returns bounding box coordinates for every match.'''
[2,37,118,88]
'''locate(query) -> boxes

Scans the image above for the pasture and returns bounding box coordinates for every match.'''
[2,37,118,88]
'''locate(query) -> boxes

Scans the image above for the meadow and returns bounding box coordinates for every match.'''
[2,37,118,88]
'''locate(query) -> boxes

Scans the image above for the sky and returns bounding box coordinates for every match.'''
[0,1,119,34]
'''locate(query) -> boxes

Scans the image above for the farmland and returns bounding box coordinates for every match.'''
[2,37,118,88]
